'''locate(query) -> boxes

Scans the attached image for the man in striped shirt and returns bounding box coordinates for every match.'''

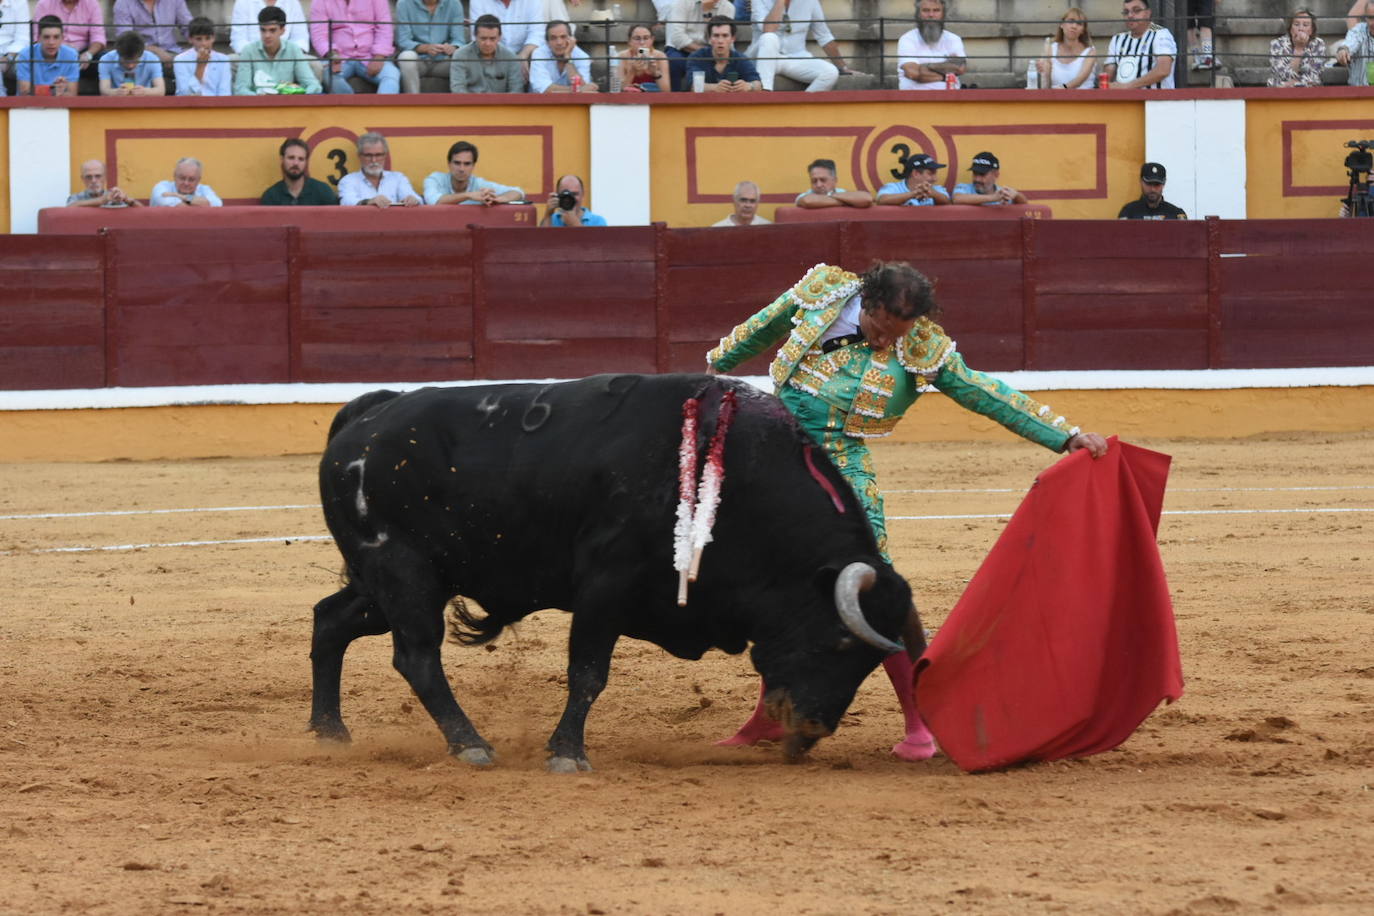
[1104,0,1177,89]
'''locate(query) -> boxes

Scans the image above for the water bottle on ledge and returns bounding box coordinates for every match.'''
[1025,59,1039,90]
[608,45,621,92]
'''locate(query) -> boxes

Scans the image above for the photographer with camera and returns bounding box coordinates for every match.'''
[540,174,607,227]
[684,17,761,92]
[615,23,671,92]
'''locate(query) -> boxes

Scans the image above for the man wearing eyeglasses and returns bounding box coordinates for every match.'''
[1103,0,1177,89]
[749,0,852,92]
[712,180,771,226]
[338,132,423,207]
[1336,9,1374,85]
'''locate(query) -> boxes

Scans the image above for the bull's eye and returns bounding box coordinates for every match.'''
[836,635,857,652]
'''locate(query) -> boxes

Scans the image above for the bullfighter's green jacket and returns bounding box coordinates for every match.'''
[706,263,1080,449]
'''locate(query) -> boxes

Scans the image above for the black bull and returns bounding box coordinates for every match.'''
[311,374,925,770]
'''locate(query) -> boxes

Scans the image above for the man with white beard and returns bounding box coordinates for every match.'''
[897,0,966,90]
[338,132,423,208]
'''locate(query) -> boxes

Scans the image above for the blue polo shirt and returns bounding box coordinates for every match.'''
[549,208,607,226]
[98,48,163,88]
[16,43,80,85]
[877,180,950,206]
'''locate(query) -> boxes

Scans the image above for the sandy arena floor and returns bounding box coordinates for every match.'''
[1,432,1372,914]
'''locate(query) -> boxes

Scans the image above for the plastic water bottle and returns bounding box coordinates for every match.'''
[608,45,621,92]
[1025,59,1039,90]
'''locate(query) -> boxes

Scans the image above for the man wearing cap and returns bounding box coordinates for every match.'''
[1118,162,1186,219]
[952,151,1027,205]
[876,153,951,206]
[1104,0,1177,90]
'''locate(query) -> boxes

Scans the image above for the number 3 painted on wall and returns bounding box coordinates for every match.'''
[326,148,349,187]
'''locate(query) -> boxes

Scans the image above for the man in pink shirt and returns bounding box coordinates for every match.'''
[310,0,399,93]
[32,0,107,79]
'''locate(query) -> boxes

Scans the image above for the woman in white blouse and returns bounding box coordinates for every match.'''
[1038,7,1098,89]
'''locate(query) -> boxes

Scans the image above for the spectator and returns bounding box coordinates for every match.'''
[876,153,951,206]
[615,23,670,92]
[67,159,141,207]
[229,0,310,55]
[1269,10,1325,87]
[339,132,422,207]
[750,0,850,92]
[1104,0,1177,89]
[1118,161,1186,219]
[530,20,597,93]
[467,0,543,72]
[450,14,524,92]
[1187,0,1216,70]
[261,138,339,205]
[396,0,465,94]
[795,158,872,209]
[173,18,231,96]
[423,140,524,205]
[952,151,1027,205]
[235,6,321,94]
[28,0,107,79]
[150,157,223,207]
[540,174,606,226]
[1038,7,1097,90]
[897,0,965,91]
[685,16,761,92]
[112,0,193,64]
[712,180,770,225]
[310,0,400,94]
[1336,7,1374,85]
[17,15,80,95]
[665,0,734,91]
[0,0,24,91]
[99,31,167,95]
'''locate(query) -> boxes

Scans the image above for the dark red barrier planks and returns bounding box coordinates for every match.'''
[0,237,106,389]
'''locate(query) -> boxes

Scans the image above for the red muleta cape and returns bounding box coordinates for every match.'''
[914,438,1183,772]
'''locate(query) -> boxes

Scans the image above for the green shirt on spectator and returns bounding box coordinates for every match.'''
[261,177,339,206]
[234,39,322,95]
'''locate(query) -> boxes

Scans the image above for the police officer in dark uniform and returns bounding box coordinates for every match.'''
[1118,162,1187,219]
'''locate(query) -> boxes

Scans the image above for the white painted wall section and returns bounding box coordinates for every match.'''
[588,104,651,226]
[1145,99,1246,219]
[8,108,72,234]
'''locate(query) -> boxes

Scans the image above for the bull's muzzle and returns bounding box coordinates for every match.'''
[766,689,834,763]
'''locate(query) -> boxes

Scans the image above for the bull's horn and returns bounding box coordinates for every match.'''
[835,562,906,655]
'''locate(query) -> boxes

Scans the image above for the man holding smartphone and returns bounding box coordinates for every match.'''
[683,16,760,92]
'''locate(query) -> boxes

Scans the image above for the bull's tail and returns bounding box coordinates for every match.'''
[446,596,506,646]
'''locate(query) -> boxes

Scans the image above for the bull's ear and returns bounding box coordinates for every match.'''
[812,565,842,596]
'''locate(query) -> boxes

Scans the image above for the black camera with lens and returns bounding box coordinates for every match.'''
[1342,140,1374,217]
[557,188,578,211]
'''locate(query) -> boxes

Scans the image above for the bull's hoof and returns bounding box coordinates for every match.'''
[454,746,495,767]
[309,720,352,744]
[546,755,592,774]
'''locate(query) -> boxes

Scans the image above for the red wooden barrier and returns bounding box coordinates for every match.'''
[0,236,106,390]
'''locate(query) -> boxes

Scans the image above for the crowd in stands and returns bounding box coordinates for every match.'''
[6,0,1374,96]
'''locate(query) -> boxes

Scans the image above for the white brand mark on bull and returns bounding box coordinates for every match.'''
[347,459,369,518]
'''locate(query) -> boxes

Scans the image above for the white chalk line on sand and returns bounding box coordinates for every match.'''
[8,506,1372,555]
[4,485,1374,522]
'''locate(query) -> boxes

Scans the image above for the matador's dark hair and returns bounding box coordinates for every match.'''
[859,261,939,321]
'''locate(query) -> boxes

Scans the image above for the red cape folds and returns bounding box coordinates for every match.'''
[914,438,1183,772]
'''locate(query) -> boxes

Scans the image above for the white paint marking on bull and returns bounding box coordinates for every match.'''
[346,458,368,518]
[360,531,389,549]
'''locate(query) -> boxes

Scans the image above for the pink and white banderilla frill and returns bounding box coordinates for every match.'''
[673,389,737,605]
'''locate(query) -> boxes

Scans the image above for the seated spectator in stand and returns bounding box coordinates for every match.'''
[29,0,107,83]
[112,0,192,64]
[897,0,965,90]
[530,20,597,93]
[0,0,25,93]
[665,0,734,92]
[450,14,524,92]
[67,159,142,207]
[713,180,770,225]
[1103,0,1176,89]
[261,138,339,205]
[230,0,310,56]
[150,157,223,206]
[1187,0,1216,70]
[339,132,422,207]
[99,31,167,95]
[1118,161,1186,219]
[1336,7,1374,85]
[1038,7,1097,90]
[876,154,951,206]
[540,174,606,226]
[1269,10,1325,87]
[17,16,80,95]
[396,0,465,94]
[423,140,524,205]
[615,23,671,92]
[236,6,321,94]
[173,18,231,95]
[795,158,872,209]
[684,17,761,92]
[952,151,1027,205]
[750,0,850,92]
[467,0,543,73]
[310,0,400,94]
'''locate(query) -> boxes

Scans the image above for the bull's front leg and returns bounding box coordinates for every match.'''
[309,585,390,742]
[546,616,620,773]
